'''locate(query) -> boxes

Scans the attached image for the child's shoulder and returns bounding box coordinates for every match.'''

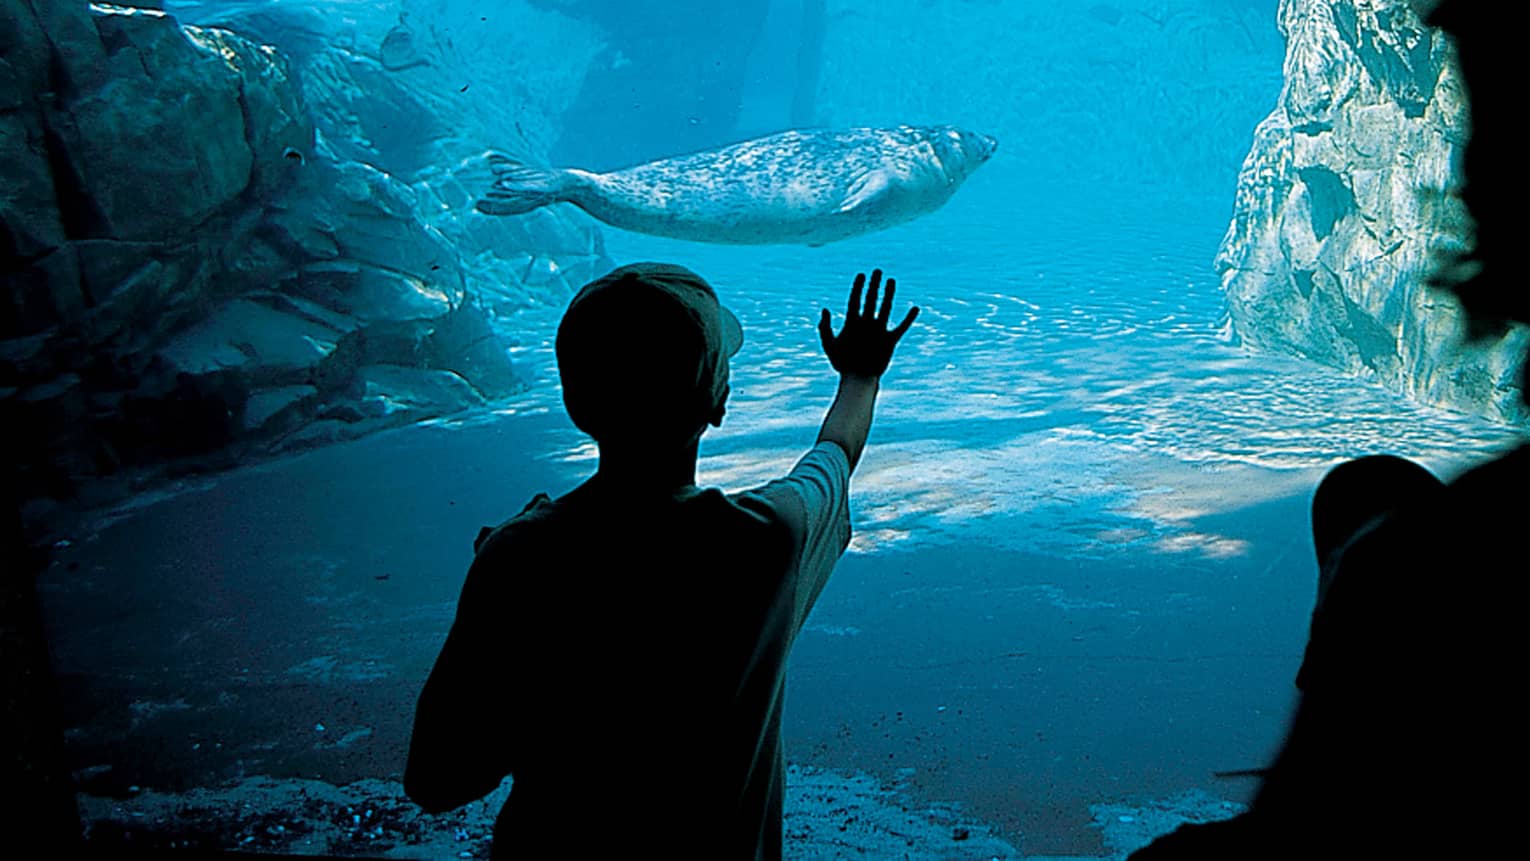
[473,492,558,555]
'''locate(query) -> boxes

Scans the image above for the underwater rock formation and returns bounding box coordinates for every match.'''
[1218,0,1529,423]
[178,0,612,312]
[0,1,609,531]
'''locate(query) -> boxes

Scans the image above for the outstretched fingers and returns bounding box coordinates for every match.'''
[863,269,882,318]
[891,306,919,341]
[878,278,896,326]
[847,273,865,320]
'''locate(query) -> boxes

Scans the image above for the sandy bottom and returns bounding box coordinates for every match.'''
[76,765,1241,859]
[44,188,1520,857]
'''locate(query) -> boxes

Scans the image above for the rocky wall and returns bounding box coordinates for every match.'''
[0,1,612,534]
[1217,0,1529,423]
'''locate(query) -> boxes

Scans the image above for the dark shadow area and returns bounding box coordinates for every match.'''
[1130,2,1530,856]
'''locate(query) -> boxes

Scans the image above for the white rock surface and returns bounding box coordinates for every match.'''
[1218,0,1528,423]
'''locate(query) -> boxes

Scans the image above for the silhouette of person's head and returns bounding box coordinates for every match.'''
[1311,454,1443,569]
[556,263,744,451]
[1425,1,1530,360]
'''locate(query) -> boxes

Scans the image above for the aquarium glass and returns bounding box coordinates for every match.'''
[10,0,1522,858]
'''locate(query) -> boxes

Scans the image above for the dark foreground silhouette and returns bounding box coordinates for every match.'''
[1131,2,1529,857]
[405,264,916,859]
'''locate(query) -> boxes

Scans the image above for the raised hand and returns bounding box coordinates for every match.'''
[818,269,919,379]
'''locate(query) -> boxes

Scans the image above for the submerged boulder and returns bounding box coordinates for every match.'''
[0,106,65,260]
[1,2,314,340]
[200,0,614,306]
[2,1,617,542]
[50,5,253,241]
[1219,0,1528,423]
[184,25,310,198]
[156,297,343,386]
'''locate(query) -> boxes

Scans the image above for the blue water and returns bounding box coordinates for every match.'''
[45,0,1526,857]
[490,184,1521,849]
[46,181,1519,854]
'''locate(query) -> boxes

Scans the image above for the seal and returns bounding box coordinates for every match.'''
[475,126,997,246]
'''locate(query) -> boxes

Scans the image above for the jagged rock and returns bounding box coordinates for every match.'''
[1283,1,1361,131]
[22,0,107,93]
[1219,0,1527,423]
[414,154,612,311]
[422,300,523,398]
[66,238,164,305]
[213,0,613,306]
[2,0,592,533]
[4,244,85,338]
[0,87,63,263]
[0,1,56,100]
[272,362,490,452]
[183,25,313,199]
[378,16,428,73]
[299,47,444,178]
[262,154,479,367]
[346,268,453,324]
[2,6,307,341]
[156,297,342,387]
[116,365,248,459]
[270,156,459,282]
[44,6,250,240]
[0,329,52,384]
[242,384,316,435]
[255,290,359,335]
[357,364,486,415]
[308,300,520,401]
[0,54,25,110]
[73,249,233,358]
[272,417,347,452]
[16,7,310,248]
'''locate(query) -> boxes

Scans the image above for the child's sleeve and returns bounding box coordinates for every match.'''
[742,440,853,630]
[405,496,551,813]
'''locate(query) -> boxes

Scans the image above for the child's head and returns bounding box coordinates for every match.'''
[556,263,744,450]
[1310,455,1443,589]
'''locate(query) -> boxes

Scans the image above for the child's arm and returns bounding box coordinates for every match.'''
[816,375,880,473]
[815,268,918,473]
[404,562,512,813]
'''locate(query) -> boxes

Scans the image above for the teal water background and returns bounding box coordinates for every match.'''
[44,179,1520,854]
[46,1,1526,855]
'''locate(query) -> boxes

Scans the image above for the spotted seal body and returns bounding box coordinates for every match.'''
[476,126,997,246]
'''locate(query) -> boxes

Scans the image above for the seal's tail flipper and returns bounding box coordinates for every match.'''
[475,154,573,216]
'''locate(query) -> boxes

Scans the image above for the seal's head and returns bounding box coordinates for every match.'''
[556,263,744,450]
[930,127,998,182]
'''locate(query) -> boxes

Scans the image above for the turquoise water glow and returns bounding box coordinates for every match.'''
[46,1,1523,857]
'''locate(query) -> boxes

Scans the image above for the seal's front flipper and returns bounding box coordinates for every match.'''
[476,154,574,216]
[838,169,893,215]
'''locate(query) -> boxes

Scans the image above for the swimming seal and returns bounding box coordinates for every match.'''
[475,126,997,246]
